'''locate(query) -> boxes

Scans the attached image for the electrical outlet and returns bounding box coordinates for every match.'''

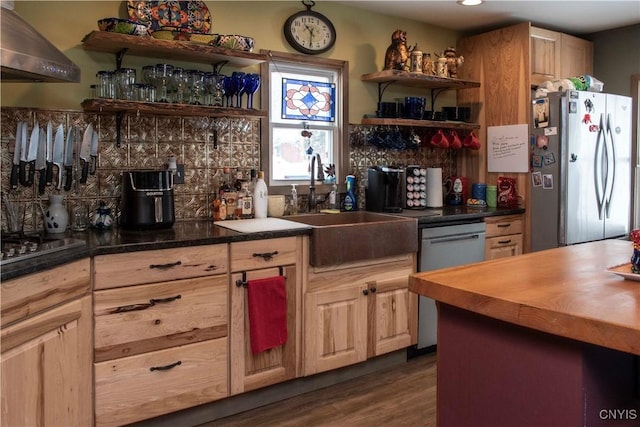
[174,164,185,184]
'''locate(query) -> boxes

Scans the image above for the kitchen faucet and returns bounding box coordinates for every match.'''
[309,153,325,212]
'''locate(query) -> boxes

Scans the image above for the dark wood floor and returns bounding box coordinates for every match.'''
[198,353,437,427]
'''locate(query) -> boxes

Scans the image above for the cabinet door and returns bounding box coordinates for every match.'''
[368,275,417,358]
[230,265,299,395]
[530,27,561,86]
[304,284,368,376]
[1,296,92,427]
[560,33,593,79]
[485,234,523,260]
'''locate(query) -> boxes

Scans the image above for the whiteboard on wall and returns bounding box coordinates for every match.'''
[487,124,529,173]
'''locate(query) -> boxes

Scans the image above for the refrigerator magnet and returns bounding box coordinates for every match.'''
[532,98,549,128]
[542,174,554,189]
[532,171,542,187]
[532,155,543,168]
[543,152,556,165]
[536,134,549,149]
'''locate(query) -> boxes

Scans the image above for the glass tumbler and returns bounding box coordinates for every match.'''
[116,68,136,100]
[96,70,115,99]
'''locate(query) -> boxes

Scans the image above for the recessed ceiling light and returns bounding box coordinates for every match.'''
[458,0,483,6]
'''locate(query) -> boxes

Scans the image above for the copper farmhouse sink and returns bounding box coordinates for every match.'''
[286,211,418,266]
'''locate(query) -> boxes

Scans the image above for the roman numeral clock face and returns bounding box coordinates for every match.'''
[284,9,336,55]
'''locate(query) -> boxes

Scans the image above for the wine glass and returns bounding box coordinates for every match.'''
[222,74,237,107]
[154,63,174,102]
[231,72,246,108]
[244,73,261,109]
[170,67,188,103]
[187,70,205,105]
[203,72,216,106]
[141,65,157,101]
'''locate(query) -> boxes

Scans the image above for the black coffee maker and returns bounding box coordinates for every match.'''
[120,170,175,229]
[365,166,404,213]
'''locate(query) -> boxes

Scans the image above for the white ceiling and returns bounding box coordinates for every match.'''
[336,0,640,35]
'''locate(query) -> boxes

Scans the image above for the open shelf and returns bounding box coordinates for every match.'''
[361,116,480,130]
[361,70,480,90]
[81,98,267,118]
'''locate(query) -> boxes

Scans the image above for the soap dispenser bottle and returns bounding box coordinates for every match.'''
[344,175,357,211]
[290,184,298,215]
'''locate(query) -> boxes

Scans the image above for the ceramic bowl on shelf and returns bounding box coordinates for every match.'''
[98,18,150,36]
[212,34,254,52]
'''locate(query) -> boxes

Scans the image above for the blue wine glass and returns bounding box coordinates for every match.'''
[222,75,237,107]
[244,73,261,109]
[231,72,246,108]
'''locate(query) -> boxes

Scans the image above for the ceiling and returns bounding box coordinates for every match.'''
[336,0,640,36]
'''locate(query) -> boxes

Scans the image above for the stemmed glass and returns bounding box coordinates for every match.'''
[154,63,174,102]
[244,73,261,109]
[231,72,246,108]
[222,75,237,107]
[188,70,205,105]
[170,67,188,104]
[141,65,157,101]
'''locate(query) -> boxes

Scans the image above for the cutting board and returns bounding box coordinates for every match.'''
[214,217,311,233]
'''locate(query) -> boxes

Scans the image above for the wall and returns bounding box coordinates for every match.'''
[590,24,640,97]
[1,1,465,231]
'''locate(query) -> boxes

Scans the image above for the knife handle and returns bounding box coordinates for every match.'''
[19,160,28,186]
[45,161,53,184]
[26,161,36,187]
[90,156,97,175]
[80,159,89,184]
[64,165,73,191]
[38,169,47,195]
[10,163,19,189]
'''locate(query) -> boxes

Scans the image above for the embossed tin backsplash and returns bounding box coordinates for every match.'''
[1,108,455,232]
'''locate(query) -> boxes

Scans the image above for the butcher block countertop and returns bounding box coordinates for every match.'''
[410,239,640,355]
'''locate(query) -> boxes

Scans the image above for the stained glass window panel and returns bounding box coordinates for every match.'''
[281,78,335,122]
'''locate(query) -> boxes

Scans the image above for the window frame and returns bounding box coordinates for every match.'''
[260,50,349,196]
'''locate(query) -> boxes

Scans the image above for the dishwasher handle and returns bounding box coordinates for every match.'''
[429,233,483,244]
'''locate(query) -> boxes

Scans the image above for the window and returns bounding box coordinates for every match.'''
[260,51,348,192]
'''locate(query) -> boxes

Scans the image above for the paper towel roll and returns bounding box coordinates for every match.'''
[426,168,443,207]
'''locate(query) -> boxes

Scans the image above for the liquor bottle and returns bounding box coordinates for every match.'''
[219,197,227,221]
[221,167,237,220]
[213,194,222,221]
[241,182,253,218]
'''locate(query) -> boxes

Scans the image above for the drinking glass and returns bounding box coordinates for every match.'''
[154,63,174,102]
[170,67,188,103]
[222,74,237,107]
[187,70,205,105]
[141,65,157,101]
[231,71,246,108]
[244,73,261,109]
[203,72,217,105]
[115,68,136,100]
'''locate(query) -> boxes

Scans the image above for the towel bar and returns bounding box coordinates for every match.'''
[235,266,286,287]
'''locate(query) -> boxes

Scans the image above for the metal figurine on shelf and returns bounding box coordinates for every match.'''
[383,29,414,71]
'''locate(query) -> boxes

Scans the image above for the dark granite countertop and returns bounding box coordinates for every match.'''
[1,207,525,281]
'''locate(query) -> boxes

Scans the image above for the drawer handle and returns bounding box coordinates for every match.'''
[252,251,279,261]
[498,239,512,244]
[149,360,182,372]
[112,294,182,314]
[149,260,182,270]
[497,223,511,228]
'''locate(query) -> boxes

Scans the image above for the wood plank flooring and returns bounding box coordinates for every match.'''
[198,353,437,427]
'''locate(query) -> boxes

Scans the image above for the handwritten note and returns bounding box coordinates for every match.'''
[487,124,529,173]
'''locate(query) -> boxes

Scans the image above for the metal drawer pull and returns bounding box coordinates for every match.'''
[111,294,182,314]
[149,260,182,270]
[149,360,182,372]
[498,239,512,244]
[252,251,279,261]
[497,223,511,228]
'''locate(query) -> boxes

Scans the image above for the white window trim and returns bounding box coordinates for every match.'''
[260,50,349,195]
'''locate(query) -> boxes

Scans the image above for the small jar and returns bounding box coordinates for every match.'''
[96,70,115,99]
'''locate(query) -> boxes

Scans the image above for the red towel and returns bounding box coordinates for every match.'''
[247,275,288,354]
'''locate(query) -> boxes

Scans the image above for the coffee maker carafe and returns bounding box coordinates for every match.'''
[365,166,404,213]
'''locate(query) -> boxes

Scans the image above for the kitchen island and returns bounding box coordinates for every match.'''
[410,239,640,427]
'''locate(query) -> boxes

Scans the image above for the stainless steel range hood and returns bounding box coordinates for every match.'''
[1,5,80,82]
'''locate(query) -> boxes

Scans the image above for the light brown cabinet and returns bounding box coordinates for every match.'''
[303,255,416,376]
[1,259,92,427]
[93,245,229,427]
[530,26,593,87]
[229,236,303,395]
[484,215,524,260]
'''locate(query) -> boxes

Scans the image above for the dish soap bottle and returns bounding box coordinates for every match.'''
[290,184,298,215]
[344,175,357,211]
[329,182,338,210]
[253,171,268,218]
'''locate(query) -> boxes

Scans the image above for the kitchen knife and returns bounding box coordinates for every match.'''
[89,130,99,175]
[63,126,74,191]
[18,123,28,186]
[79,123,92,184]
[10,122,24,189]
[53,124,65,190]
[22,125,39,187]
[36,126,47,195]
[45,121,53,185]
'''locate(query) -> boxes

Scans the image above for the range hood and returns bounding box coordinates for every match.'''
[1,5,80,82]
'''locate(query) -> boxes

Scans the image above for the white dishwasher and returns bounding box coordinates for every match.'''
[416,221,486,350]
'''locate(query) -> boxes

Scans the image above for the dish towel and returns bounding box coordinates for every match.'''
[247,275,288,354]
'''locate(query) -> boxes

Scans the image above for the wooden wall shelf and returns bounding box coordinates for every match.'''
[361,117,480,130]
[81,98,267,118]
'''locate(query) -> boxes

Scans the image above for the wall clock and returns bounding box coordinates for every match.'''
[283,1,336,55]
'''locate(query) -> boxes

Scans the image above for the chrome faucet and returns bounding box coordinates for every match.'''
[309,153,325,212]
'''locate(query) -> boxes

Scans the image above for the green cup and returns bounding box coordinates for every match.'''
[486,185,497,208]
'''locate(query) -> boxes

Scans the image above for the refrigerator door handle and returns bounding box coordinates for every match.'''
[603,113,616,218]
[594,114,607,219]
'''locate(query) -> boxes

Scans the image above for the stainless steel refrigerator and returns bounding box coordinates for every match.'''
[530,90,632,252]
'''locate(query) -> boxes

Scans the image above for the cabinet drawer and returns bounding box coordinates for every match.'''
[1,258,90,326]
[231,237,298,272]
[94,244,227,290]
[94,275,227,362]
[485,216,523,238]
[94,338,228,427]
[485,234,523,259]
